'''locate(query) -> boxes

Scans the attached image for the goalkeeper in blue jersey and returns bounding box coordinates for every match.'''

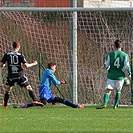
[96,39,131,109]
[20,62,84,108]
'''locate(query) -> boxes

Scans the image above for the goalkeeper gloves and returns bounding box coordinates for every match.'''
[60,80,67,84]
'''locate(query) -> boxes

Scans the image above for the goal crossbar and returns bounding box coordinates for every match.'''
[0,7,133,12]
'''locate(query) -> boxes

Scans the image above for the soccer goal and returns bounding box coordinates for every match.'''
[0,5,133,106]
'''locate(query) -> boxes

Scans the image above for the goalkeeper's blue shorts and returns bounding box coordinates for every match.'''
[39,86,55,102]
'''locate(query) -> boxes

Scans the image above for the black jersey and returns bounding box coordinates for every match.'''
[1,50,27,77]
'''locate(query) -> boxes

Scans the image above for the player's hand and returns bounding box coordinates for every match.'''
[2,64,5,68]
[60,80,67,84]
[105,66,110,71]
[129,74,131,79]
[124,77,130,86]
[33,61,38,66]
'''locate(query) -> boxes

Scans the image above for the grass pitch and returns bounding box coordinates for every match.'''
[0,105,132,133]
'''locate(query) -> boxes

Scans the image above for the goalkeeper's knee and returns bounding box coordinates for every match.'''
[40,98,47,105]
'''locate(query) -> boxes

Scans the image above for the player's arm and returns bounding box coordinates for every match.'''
[0,53,7,68]
[49,72,61,85]
[104,54,110,70]
[21,54,37,68]
[51,76,67,85]
[49,71,66,85]
[24,61,38,68]
[124,55,131,76]
[123,55,131,86]
[0,62,5,68]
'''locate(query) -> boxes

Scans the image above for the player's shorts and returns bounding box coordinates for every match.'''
[105,79,124,91]
[6,74,30,87]
[39,86,55,102]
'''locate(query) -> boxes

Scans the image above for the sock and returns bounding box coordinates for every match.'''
[64,100,78,108]
[27,103,35,107]
[4,91,10,106]
[103,93,109,105]
[28,90,37,101]
[114,92,121,106]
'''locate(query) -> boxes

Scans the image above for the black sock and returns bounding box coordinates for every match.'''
[52,97,64,103]
[4,91,10,106]
[64,100,78,108]
[28,90,37,101]
[27,103,35,107]
[52,97,78,108]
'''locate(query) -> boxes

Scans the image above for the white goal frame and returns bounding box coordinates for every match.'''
[0,7,133,105]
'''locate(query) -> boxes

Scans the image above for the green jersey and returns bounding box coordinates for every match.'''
[104,50,131,80]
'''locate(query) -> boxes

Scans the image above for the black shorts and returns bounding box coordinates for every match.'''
[6,74,30,87]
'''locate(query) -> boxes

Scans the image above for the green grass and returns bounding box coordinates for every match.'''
[0,105,133,133]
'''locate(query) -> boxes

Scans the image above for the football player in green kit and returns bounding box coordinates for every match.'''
[96,39,131,109]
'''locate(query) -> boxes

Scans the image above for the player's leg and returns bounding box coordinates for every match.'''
[96,89,112,109]
[20,98,44,108]
[39,86,50,105]
[20,102,36,108]
[96,79,113,109]
[52,97,78,108]
[40,98,47,105]
[26,85,37,101]
[2,85,12,108]
[18,75,37,101]
[103,89,112,105]
[40,90,79,108]
[51,97,84,108]
[19,87,43,108]
[113,79,124,109]
[21,87,52,108]
[21,85,49,107]
[18,76,44,107]
[113,91,121,109]
[2,77,14,108]
[26,85,44,106]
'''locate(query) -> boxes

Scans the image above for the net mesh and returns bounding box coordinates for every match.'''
[0,9,132,105]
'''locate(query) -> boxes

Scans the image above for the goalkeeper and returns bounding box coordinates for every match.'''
[20,62,84,108]
[96,39,131,109]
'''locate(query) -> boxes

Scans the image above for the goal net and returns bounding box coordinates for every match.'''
[0,6,133,106]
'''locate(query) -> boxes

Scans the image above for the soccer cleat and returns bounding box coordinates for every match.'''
[2,102,7,109]
[96,104,107,109]
[20,104,28,108]
[113,106,117,109]
[78,104,84,108]
[33,101,44,107]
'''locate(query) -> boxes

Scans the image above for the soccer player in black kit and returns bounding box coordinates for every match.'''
[0,42,44,108]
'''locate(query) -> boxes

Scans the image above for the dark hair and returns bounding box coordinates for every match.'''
[47,62,56,69]
[12,42,20,48]
[114,39,122,48]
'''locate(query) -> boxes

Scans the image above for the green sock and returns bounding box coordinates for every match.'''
[103,93,109,105]
[114,92,121,106]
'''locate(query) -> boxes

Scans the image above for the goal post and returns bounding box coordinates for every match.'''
[0,7,133,106]
[70,0,78,104]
